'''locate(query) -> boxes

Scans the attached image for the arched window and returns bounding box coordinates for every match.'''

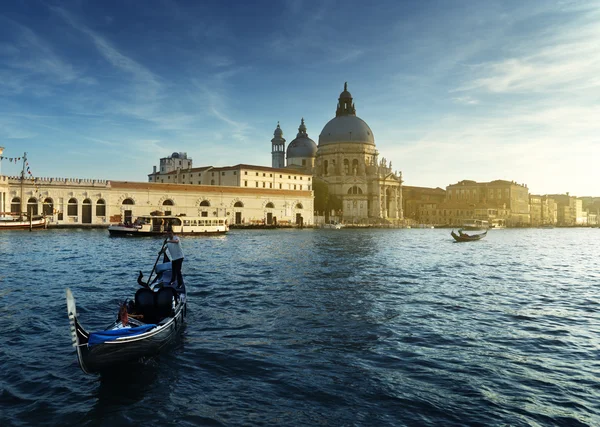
[11,197,20,214]
[347,186,363,195]
[324,160,329,175]
[352,159,359,174]
[200,200,210,207]
[265,202,274,208]
[162,199,174,206]
[296,203,303,209]
[343,159,349,174]
[27,197,38,216]
[122,198,134,205]
[68,198,78,216]
[43,198,54,216]
[210,179,215,185]
[234,201,244,208]
[96,199,106,216]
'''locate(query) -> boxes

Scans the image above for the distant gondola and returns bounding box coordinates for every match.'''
[451,229,487,242]
[66,247,186,374]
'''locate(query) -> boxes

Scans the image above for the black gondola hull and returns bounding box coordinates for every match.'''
[67,288,187,374]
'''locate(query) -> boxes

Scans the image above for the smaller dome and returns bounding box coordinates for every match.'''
[287,118,317,158]
[287,137,317,158]
[171,152,180,158]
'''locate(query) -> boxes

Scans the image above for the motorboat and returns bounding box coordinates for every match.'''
[108,214,228,236]
[0,214,47,230]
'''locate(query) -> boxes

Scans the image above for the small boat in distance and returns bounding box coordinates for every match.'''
[0,152,48,231]
[321,221,344,229]
[462,219,489,230]
[67,248,187,374]
[451,229,487,242]
[108,214,228,236]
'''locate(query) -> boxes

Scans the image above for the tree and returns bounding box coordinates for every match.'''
[313,178,342,219]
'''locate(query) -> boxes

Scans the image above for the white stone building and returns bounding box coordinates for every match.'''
[270,83,404,224]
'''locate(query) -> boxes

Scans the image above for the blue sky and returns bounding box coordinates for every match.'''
[1,0,599,196]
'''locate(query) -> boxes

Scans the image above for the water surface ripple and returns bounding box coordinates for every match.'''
[0,228,599,426]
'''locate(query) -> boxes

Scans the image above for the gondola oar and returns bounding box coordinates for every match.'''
[139,239,168,288]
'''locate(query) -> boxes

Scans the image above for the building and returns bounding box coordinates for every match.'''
[434,180,529,227]
[547,193,583,226]
[529,195,557,226]
[1,173,314,227]
[271,83,403,223]
[402,186,446,225]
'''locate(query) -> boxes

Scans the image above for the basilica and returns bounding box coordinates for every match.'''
[271,83,404,224]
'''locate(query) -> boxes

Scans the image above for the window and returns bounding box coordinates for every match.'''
[234,171,237,175]
[263,182,266,188]
[163,200,174,206]
[256,172,259,176]
[279,175,282,178]
[308,177,311,181]
[269,174,272,177]
[263,173,265,177]
[11,197,21,213]
[222,172,225,176]
[269,183,272,188]
[244,181,248,187]
[122,198,134,205]
[27,197,38,216]
[234,201,244,207]
[302,160,306,166]
[294,185,297,190]
[211,172,214,176]
[256,182,259,187]
[96,199,106,216]
[211,179,215,185]
[200,200,210,207]
[288,176,291,179]
[296,203,303,209]
[344,159,350,174]
[43,198,54,216]
[68,198,78,216]
[245,171,247,175]
[279,184,282,189]
[266,202,274,208]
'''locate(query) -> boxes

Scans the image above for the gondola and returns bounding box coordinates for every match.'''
[66,247,187,374]
[451,229,487,242]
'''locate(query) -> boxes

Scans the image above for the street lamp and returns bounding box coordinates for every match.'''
[0,146,4,176]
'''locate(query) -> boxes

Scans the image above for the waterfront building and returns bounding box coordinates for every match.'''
[529,195,557,227]
[401,186,446,225]
[546,194,583,226]
[0,175,313,227]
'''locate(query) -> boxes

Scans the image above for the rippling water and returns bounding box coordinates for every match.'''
[0,228,599,426]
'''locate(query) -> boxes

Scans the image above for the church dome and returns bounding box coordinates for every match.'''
[287,118,317,158]
[318,82,375,146]
[319,115,374,146]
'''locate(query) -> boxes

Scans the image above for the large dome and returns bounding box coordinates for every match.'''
[318,115,375,146]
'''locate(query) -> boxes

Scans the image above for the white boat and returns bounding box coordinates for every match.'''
[321,221,344,229]
[108,215,228,236]
[0,214,47,230]
[462,219,489,230]
[490,219,506,229]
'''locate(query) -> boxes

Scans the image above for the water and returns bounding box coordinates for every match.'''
[0,228,599,426]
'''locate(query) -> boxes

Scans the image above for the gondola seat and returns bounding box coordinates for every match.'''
[155,287,177,319]
[135,288,157,323]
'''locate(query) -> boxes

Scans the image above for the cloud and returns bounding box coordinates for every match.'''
[452,96,479,105]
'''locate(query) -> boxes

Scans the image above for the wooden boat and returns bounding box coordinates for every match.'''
[0,152,48,231]
[451,229,487,242]
[66,252,187,374]
[108,214,228,236]
[0,214,47,230]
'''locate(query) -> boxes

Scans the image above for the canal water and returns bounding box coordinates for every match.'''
[0,228,598,426]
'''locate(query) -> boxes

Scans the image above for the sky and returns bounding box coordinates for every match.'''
[1,0,599,197]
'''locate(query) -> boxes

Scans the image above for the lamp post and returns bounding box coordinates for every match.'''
[0,146,4,176]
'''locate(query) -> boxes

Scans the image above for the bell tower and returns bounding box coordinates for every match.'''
[271,122,286,168]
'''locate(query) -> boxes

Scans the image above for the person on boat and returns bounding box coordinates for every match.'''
[164,229,185,288]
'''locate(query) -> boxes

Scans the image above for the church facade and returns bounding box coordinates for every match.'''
[271,83,404,224]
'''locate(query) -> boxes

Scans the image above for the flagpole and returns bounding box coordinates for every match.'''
[21,152,27,217]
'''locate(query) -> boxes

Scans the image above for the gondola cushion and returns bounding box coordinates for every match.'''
[88,324,157,347]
